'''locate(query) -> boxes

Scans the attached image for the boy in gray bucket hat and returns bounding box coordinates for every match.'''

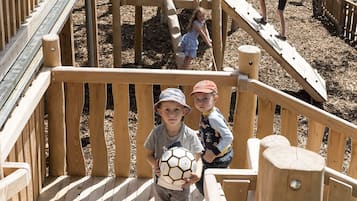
[144,88,204,201]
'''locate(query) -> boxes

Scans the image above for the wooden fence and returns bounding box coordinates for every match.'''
[0,0,40,51]
[318,0,357,44]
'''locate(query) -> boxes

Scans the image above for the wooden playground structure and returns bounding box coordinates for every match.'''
[0,0,357,200]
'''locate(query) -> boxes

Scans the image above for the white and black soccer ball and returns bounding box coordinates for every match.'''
[159,146,197,186]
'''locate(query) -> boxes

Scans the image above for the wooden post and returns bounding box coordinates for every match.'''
[42,34,66,176]
[211,0,223,70]
[256,135,290,201]
[259,145,325,201]
[232,45,260,168]
[135,6,143,64]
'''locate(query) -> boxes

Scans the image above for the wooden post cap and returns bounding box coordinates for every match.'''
[260,146,325,201]
[264,146,325,171]
[42,34,61,67]
[260,134,290,150]
[238,45,260,78]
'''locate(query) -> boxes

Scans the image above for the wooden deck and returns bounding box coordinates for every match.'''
[37,176,205,201]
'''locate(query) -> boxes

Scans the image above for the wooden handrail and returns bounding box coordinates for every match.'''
[0,162,31,200]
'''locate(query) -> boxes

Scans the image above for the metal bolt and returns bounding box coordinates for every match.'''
[290,179,302,190]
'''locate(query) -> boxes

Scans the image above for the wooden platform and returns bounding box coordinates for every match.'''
[37,176,205,201]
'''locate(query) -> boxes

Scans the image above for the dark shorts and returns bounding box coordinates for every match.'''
[278,0,287,10]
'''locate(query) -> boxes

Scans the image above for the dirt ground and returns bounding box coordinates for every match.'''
[72,0,356,125]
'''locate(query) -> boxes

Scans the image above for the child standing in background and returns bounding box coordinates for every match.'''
[190,80,234,196]
[144,88,204,201]
[179,7,212,69]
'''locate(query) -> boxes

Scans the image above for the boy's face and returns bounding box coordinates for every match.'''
[193,92,216,113]
[197,12,206,22]
[157,101,188,126]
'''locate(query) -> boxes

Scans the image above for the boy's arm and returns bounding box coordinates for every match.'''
[145,148,160,176]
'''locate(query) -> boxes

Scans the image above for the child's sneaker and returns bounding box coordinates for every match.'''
[253,17,267,25]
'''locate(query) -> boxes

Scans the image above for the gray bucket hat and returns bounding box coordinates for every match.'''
[154,88,191,112]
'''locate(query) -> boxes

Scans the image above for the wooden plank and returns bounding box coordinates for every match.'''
[280,108,298,146]
[111,177,132,200]
[222,179,250,201]
[112,0,122,66]
[244,79,357,138]
[15,134,27,201]
[306,119,325,152]
[183,85,200,129]
[15,0,22,28]
[216,86,232,121]
[222,0,327,102]
[22,124,34,201]
[212,0,223,70]
[112,84,130,177]
[63,176,92,200]
[51,67,237,88]
[37,176,69,201]
[89,83,108,176]
[348,139,357,178]
[9,0,17,36]
[34,100,44,193]
[327,177,352,201]
[29,115,40,200]
[65,83,86,176]
[3,0,11,42]
[135,6,143,64]
[326,129,345,171]
[47,81,66,176]
[135,84,154,178]
[0,0,4,50]
[256,97,275,138]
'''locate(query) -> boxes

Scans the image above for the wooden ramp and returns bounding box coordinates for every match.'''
[222,0,327,102]
[37,176,204,201]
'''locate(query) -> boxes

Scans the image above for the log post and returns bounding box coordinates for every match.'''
[256,135,290,201]
[232,45,260,168]
[259,145,325,201]
[42,34,66,176]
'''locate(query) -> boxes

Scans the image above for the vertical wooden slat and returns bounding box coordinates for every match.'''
[211,0,223,70]
[112,0,122,66]
[135,84,154,178]
[306,119,325,153]
[222,11,228,66]
[43,34,66,176]
[113,84,130,177]
[15,132,27,201]
[38,99,46,184]
[3,0,11,42]
[21,0,27,21]
[351,6,357,42]
[22,124,34,201]
[232,45,260,168]
[348,139,357,178]
[326,129,345,171]
[85,0,99,66]
[89,83,108,176]
[29,115,39,200]
[256,97,275,139]
[222,180,250,201]
[15,0,22,28]
[135,6,143,64]
[34,100,44,193]
[9,0,16,36]
[346,4,353,40]
[216,86,231,121]
[327,177,352,201]
[280,108,298,146]
[183,85,200,130]
[60,15,86,176]
[0,0,4,50]
[7,147,20,201]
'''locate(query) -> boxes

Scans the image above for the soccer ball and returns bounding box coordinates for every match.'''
[159,146,197,186]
